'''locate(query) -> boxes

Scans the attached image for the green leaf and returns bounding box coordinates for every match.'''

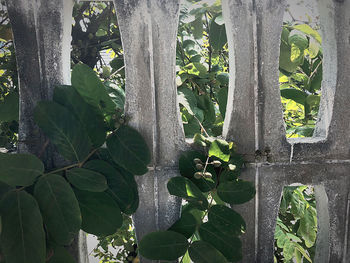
[104,83,125,110]
[34,174,81,245]
[169,212,197,239]
[0,92,19,122]
[192,16,203,39]
[84,159,138,214]
[107,125,151,175]
[293,24,322,44]
[71,63,116,114]
[279,36,300,73]
[74,189,122,236]
[0,181,13,201]
[178,86,198,116]
[67,168,107,192]
[283,240,295,261]
[217,180,256,204]
[189,241,228,263]
[209,21,227,51]
[288,30,308,50]
[199,222,242,262]
[178,150,216,192]
[208,205,246,236]
[167,176,208,210]
[139,231,189,261]
[217,73,229,85]
[0,191,46,263]
[280,88,307,106]
[297,206,317,248]
[209,139,230,162]
[306,94,320,108]
[217,87,228,118]
[0,153,44,186]
[196,94,216,127]
[53,85,106,148]
[47,246,76,263]
[34,101,92,162]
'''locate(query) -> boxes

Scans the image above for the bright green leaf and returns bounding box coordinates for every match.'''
[209,139,230,162]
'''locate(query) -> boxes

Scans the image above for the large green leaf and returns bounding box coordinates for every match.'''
[0,181,13,201]
[47,246,76,263]
[71,63,115,114]
[0,191,46,263]
[178,86,198,116]
[208,139,230,162]
[74,189,122,236]
[196,94,216,127]
[297,206,317,248]
[280,88,307,106]
[199,222,242,262]
[208,205,246,236]
[34,174,81,245]
[293,24,322,44]
[188,241,228,263]
[169,212,197,239]
[217,180,256,204]
[0,92,19,122]
[209,20,227,51]
[67,168,107,192]
[167,176,208,210]
[34,101,92,162]
[106,125,151,175]
[53,85,106,147]
[0,153,44,186]
[279,35,300,73]
[288,30,308,51]
[84,159,138,214]
[139,231,189,261]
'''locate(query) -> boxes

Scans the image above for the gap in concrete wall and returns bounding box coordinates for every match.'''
[280,0,323,139]
[71,2,135,263]
[274,185,318,262]
[177,0,228,139]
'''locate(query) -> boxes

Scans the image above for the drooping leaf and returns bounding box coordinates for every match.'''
[74,189,122,236]
[0,153,44,186]
[209,21,227,51]
[0,92,19,122]
[107,125,151,175]
[188,241,228,263]
[0,191,46,263]
[84,159,138,214]
[209,139,230,162]
[217,87,228,118]
[293,24,322,44]
[199,222,242,262]
[47,246,76,263]
[178,86,198,116]
[66,168,107,192]
[34,174,81,245]
[139,231,189,261]
[208,205,246,236]
[192,16,203,39]
[71,63,116,114]
[53,85,106,147]
[217,180,256,204]
[34,101,92,162]
[167,176,208,210]
[169,212,197,238]
[280,88,307,106]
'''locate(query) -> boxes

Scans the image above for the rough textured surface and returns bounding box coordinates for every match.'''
[7,0,350,262]
[223,0,350,262]
[113,0,185,262]
[6,1,89,262]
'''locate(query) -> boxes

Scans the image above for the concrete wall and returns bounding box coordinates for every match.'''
[6,0,350,262]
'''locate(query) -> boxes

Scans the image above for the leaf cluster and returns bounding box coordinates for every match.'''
[138,134,256,263]
[0,64,151,263]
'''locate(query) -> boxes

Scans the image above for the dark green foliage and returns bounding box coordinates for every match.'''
[0,63,150,262]
[139,134,255,262]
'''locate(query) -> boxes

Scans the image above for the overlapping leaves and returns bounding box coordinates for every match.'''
[0,63,150,263]
[139,134,255,262]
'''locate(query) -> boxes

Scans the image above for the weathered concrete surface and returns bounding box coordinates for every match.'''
[223,0,350,262]
[113,0,185,262]
[6,1,89,262]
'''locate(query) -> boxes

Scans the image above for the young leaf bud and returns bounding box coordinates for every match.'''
[212,160,221,167]
[204,172,212,178]
[228,164,236,171]
[193,158,203,164]
[195,163,204,170]
[194,172,202,179]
